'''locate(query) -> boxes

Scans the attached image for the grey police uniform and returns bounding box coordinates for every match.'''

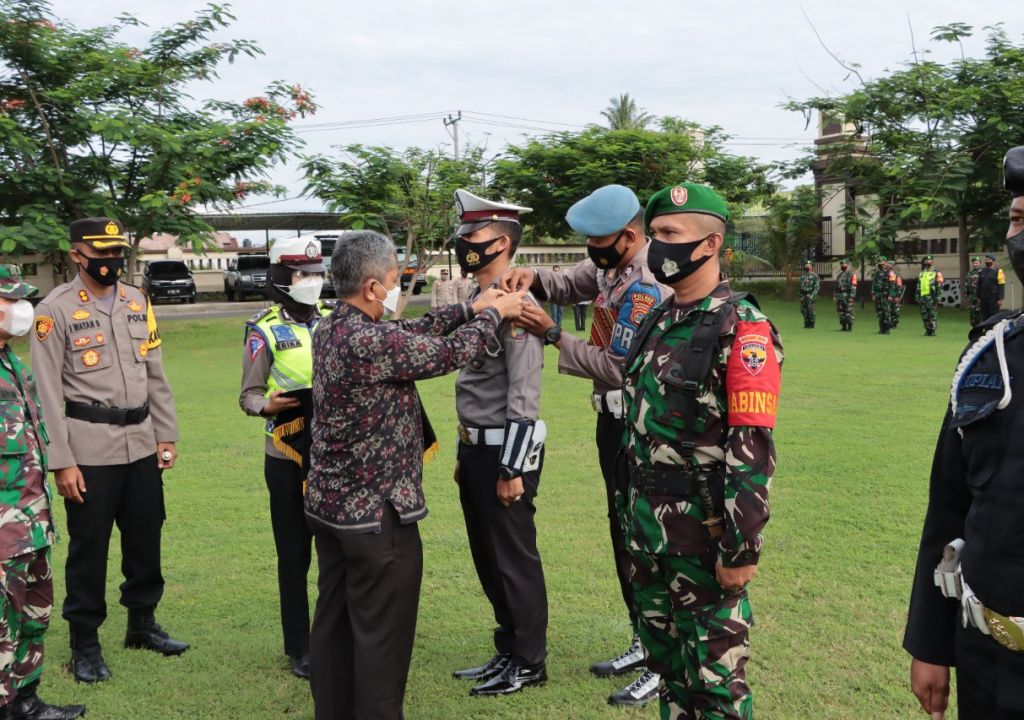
[455,279,547,668]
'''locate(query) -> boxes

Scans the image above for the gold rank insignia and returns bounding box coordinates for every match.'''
[82,349,100,367]
[78,290,90,303]
[119,287,127,299]
[466,250,480,265]
[71,309,90,320]
[128,300,142,312]
[73,336,91,348]
[105,221,119,236]
[139,343,148,358]
[95,332,104,343]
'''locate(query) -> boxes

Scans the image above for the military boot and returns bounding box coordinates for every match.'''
[69,626,110,684]
[8,682,85,720]
[590,635,645,677]
[124,609,189,656]
[607,669,660,707]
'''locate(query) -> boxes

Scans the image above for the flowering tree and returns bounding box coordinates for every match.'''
[0,0,315,275]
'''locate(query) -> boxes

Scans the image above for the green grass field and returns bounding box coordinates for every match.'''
[19,297,975,719]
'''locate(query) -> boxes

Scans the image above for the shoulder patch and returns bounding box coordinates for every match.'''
[247,330,266,360]
[726,320,781,428]
[735,300,767,323]
[34,316,54,342]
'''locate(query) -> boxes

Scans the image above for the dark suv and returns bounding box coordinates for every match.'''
[143,261,197,304]
[224,254,270,301]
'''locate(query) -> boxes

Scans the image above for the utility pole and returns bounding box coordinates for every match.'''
[444,111,462,160]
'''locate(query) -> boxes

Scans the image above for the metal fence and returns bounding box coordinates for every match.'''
[729,219,833,279]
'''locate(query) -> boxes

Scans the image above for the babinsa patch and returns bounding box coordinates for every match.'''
[738,333,769,376]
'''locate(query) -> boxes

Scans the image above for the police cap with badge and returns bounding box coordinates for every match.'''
[69,217,131,249]
[270,236,326,273]
[453,189,531,275]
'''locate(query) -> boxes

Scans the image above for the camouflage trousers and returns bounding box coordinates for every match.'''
[799,295,815,325]
[835,296,855,325]
[873,297,892,329]
[969,298,982,327]
[630,548,753,720]
[891,297,902,327]
[0,547,52,707]
[919,296,938,333]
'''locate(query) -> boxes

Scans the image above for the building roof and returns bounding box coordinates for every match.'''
[197,211,345,233]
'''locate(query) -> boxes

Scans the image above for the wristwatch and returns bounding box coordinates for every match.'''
[543,325,563,346]
[497,466,516,481]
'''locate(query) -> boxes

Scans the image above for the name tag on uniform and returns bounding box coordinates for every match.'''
[271,324,302,350]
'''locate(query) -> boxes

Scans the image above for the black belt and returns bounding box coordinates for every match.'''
[628,463,722,496]
[65,400,150,426]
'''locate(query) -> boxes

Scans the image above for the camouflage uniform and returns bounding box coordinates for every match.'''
[623,279,783,719]
[917,259,944,336]
[871,262,894,334]
[889,263,904,328]
[798,266,819,328]
[966,259,982,327]
[0,344,55,709]
[833,263,858,331]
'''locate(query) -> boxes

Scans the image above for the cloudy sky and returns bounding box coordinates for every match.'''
[52,0,1024,212]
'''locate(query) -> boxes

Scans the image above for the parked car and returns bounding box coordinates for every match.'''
[223,254,270,301]
[396,247,427,295]
[142,260,197,304]
[312,233,427,296]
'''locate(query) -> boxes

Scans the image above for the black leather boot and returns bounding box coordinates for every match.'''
[124,609,189,656]
[9,682,85,720]
[69,626,110,684]
[288,654,310,679]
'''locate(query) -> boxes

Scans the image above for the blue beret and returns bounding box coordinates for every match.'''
[566,184,642,237]
[986,254,997,261]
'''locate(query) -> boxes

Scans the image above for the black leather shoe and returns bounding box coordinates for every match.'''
[289,654,310,679]
[124,610,189,656]
[69,650,110,684]
[10,683,86,719]
[452,653,509,681]
[470,662,546,696]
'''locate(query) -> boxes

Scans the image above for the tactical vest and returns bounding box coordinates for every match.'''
[253,304,330,435]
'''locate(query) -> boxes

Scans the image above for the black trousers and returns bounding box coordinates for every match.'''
[308,506,422,720]
[980,297,1001,322]
[574,303,589,332]
[265,455,313,657]
[596,412,636,629]
[957,667,1024,719]
[457,442,547,666]
[63,453,164,630]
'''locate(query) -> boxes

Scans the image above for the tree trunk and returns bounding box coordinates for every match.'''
[391,227,417,320]
[958,213,969,308]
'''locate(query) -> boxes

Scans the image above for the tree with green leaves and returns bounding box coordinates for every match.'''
[761,186,822,298]
[0,0,314,276]
[301,144,487,317]
[600,93,653,131]
[787,23,1024,294]
[490,124,776,238]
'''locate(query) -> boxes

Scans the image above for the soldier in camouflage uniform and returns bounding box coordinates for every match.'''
[0,265,85,720]
[916,255,944,336]
[888,260,904,329]
[623,184,783,719]
[833,258,858,331]
[966,256,983,327]
[871,257,893,334]
[798,262,819,329]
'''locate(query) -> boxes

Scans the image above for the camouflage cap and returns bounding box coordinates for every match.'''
[0,264,38,300]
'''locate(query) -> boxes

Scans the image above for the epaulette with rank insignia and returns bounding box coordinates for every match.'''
[247,307,276,325]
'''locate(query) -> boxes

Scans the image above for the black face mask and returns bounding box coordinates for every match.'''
[587,229,627,269]
[1007,230,1024,285]
[647,236,712,285]
[455,235,504,274]
[80,255,125,286]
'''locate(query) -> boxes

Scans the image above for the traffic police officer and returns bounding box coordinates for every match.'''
[834,257,858,331]
[917,255,944,336]
[0,265,85,719]
[977,253,1006,322]
[30,218,187,684]
[904,146,1024,719]
[503,184,669,706]
[449,189,549,697]
[623,183,783,719]
[239,236,329,679]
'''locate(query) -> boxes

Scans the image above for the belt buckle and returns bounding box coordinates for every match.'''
[983,608,1024,652]
[457,424,472,445]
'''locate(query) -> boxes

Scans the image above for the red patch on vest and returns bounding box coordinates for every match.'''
[726,320,781,428]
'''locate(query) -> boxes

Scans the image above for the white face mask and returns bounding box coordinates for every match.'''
[0,300,34,338]
[375,282,401,313]
[285,277,324,306]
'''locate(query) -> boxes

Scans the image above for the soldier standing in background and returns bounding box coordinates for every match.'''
[904,145,1024,720]
[623,183,783,718]
[917,255,944,337]
[454,268,476,304]
[504,184,670,707]
[0,265,85,720]
[889,259,904,329]
[977,254,1006,322]
[450,189,549,697]
[834,258,858,331]
[798,261,819,329]
[871,257,892,334]
[239,237,331,679]
[966,256,983,327]
[430,268,457,308]
[30,218,188,684]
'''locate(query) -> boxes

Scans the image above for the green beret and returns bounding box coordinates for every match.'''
[877,256,887,262]
[644,183,729,228]
[923,255,934,262]
[971,256,981,262]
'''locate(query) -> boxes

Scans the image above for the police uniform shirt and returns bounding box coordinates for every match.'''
[904,314,1024,707]
[29,275,178,468]
[455,284,543,428]
[531,243,669,392]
